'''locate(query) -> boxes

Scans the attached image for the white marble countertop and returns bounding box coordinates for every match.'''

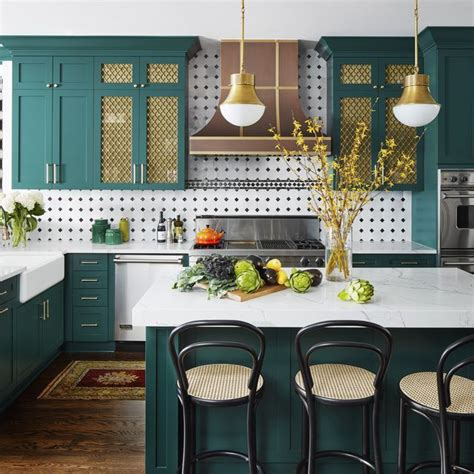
[352,241,436,254]
[0,265,26,282]
[132,268,474,329]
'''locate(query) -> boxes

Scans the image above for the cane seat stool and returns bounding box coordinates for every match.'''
[168,320,266,474]
[397,334,474,474]
[294,320,393,474]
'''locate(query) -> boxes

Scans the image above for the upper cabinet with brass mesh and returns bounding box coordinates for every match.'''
[316,37,423,190]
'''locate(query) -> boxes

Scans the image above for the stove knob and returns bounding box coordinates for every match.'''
[300,257,310,267]
[450,176,458,183]
[315,257,325,267]
[460,175,469,184]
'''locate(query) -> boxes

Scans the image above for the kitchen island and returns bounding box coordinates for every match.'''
[133,268,474,474]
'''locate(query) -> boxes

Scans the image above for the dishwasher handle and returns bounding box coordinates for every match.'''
[114,254,183,265]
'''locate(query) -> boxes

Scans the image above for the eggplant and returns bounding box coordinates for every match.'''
[246,255,264,269]
[261,268,278,285]
[305,268,323,287]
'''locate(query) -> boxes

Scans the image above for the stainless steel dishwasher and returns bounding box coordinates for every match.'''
[114,254,184,341]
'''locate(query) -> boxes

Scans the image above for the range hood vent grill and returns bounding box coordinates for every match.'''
[190,40,331,156]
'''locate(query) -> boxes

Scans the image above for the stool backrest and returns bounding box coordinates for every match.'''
[295,320,392,397]
[168,320,266,397]
[437,334,474,410]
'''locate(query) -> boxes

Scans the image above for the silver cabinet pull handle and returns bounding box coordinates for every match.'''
[356,261,367,265]
[132,164,137,184]
[40,301,47,320]
[442,193,474,199]
[80,260,98,265]
[81,278,98,283]
[45,163,52,184]
[81,323,98,328]
[443,262,473,266]
[0,307,9,315]
[81,296,98,301]
[46,299,50,319]
[0,290,8,296]
[52,163,57,184]
[400,261,419,265]
[140,164,145,184]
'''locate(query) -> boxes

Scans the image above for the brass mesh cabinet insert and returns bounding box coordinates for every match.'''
[316,37,423,190]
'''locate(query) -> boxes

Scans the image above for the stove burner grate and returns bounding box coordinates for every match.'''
[258,240,296,250]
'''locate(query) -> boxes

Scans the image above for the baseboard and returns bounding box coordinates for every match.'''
[115,341,145,352]
[62,341,116,352]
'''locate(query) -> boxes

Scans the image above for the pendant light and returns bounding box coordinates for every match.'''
[393,0,440,128]
[220,0,265,127]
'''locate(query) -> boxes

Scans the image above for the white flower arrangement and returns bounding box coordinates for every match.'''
[0,191,46,247]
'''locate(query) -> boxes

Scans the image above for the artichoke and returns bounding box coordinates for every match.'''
[338,279,374,304]
[288,269,313,293]
[234,259,255,277]
[236,269,264,293]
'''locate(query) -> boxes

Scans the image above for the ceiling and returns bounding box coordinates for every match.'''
[0,0,472,38]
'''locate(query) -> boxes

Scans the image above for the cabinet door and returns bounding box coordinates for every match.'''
[94,57,140,90]
[12,89,53,189]
[438,51,474,166]
[94,91,140,188]
[0,304,14,396]
[138,91,185,189]
[334,90,379,184]
[378,89,423,190]
[16,297,42,382]
[13,57,53,89]
[52,90,94,189]
[378,58,414,91]
[53,57,93,90]
[333,58,378,92]
[139,57,186,90]
[42,284,64,359]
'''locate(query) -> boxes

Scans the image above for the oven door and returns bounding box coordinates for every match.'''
[440,190,474,250]
[440,256,474,274]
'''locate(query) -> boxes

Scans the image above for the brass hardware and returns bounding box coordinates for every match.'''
[41,301,47,321]
[0,290,8,296]
[101,64,133,83]
[46,83,52,88]
[147,64,179,84]
[81,323,99,328]
[400,261,418,265]
[81,296,99,300]
[46,299,50,319]
[80,260,98,265]
[140,164,145,184]
[100,96,133,183]
[356,262,367,265]
[81,278,98,283]
[340,64,371,85]
[381,164,385,185]
[0,307,9,315]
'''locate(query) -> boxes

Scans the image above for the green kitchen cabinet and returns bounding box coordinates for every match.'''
[41,283,65,359]
[316,37,423,190]
[353,253,436,268]
[13,87,94,189]
[0,301,15,398]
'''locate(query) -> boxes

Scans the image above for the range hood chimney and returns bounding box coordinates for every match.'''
[190,40,331,155]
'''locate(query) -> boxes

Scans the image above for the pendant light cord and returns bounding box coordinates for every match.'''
[240,0,245,73]
[414,0,419,73]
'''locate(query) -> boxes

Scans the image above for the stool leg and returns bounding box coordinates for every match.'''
[181,398,192,474]
[190,405,196,474]
[247,398,258,474]
[306,397,316,474]
[372,394,383,474]
[301,402,309,474]
[452,420,460,470]
[397,398,408,474]
[362,404,370,474]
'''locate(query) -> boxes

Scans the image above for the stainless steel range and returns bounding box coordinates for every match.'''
[189,216,325,268]
[439,169,474,274]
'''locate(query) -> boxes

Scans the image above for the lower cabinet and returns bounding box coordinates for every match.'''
[353,254,437,268]
[0,301,15,399]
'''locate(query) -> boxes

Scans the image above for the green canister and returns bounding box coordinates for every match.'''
[105,228,122,245]
[91,219,110,244]
[119,217,130,242]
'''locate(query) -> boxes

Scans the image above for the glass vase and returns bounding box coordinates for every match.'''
[325,225,352,282]
[9,219,29,248]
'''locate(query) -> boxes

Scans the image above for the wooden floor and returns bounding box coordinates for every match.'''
[0,352,145,473]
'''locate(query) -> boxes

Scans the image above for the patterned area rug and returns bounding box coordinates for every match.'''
[38,360,145,400]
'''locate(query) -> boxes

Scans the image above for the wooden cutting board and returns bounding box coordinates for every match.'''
[196,282,287,302]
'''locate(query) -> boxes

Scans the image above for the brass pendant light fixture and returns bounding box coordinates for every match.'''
[393,0,441,127]
[220,0,265,127]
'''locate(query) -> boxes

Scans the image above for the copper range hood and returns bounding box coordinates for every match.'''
[190,40,331,155]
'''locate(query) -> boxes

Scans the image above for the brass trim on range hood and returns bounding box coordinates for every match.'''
[190,40,331,156]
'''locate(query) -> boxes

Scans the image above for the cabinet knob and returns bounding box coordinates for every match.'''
[380,85,385,89]
[140,83,146,88]
[133,84,139,88]
[372,85,378,89]
[46,83,52,88]
[52,83,59,88]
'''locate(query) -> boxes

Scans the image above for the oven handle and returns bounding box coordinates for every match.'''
[114,255,183,264]
[442,192,474,199]
[442,262,474,266]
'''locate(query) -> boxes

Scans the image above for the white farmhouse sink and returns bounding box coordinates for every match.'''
[0,252,64,303]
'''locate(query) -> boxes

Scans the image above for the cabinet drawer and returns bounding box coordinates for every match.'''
[73,254,108,271]
[353,256,379,267]
[73,307,109,342]
[73,271,108,289]
[73,289,108,307]
[0,278,18,306]
[388,256,435,267]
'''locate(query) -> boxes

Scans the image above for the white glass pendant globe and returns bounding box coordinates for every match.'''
[220,102,265,127]
[393,103,441,128]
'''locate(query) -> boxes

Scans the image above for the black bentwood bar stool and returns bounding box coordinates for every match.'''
[168,320,266,474]
[398,334,474,474]
[294,320,393,474]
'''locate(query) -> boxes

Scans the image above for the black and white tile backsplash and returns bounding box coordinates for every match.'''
[0,44,411,242]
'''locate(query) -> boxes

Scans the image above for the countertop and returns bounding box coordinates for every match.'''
[132,267,474,328]
[0,265,26,282]
[0,240,435,255]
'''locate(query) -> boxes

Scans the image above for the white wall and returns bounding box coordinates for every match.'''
[0,0,472,38]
